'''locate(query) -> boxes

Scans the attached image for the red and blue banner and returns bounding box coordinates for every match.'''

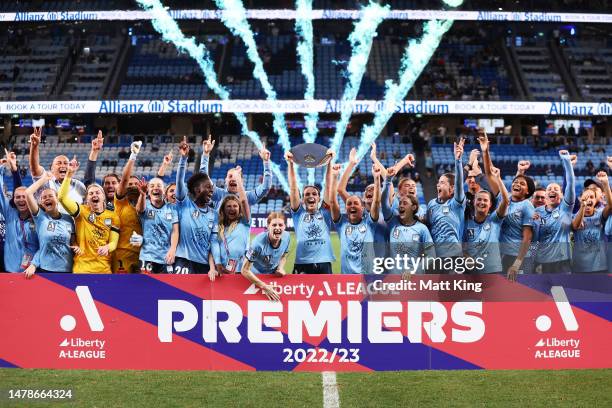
[1,274,610,371]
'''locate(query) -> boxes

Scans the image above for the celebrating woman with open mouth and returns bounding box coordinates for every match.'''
[59,157,120,274]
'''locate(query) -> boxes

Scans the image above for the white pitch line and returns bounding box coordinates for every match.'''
[322,371,340,408]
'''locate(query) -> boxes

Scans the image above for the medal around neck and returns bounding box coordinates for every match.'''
[290,143,333,168]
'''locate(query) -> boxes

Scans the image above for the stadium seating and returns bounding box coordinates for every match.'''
[562,38,612,102]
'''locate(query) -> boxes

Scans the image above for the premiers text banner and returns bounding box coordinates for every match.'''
[0,274,610,371]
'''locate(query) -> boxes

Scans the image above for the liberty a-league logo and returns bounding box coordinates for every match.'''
[88,213,96,223]
[47,221,56,232]
[192,210,200,219]
[147,210,155,219]
[263,255,271,265]
[467,228,475,240]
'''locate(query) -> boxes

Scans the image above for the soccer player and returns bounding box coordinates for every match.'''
[285,149,335,274]
[463,166,509,274]
[210,172,251,281]
[572,171,611,273]
[531,187,547,208]
[165,183,177,203]
[241,212,290,301]
[200,135,272,208]
[23,171,76,277]
[112,142,145,274]
[59,157,120,274]
[0,156,38,273]
[424,137,466,269]
[174,136,218,275]
[533,150,576,274]
[382,165,435,276]
[29,127,86,213]
[478,130,535,280]
[134,176,179,274]
[0,148,23,271]
[331,161,380,274]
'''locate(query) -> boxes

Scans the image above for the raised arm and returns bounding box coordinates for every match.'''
[117,141,142,198]
[199,134,215,175]
[323,149,336,206]
[84,131,103,186]
[28,127,45,177]
[516,160,531,178]
[156,149,173,179]
[2,148,21,190]
[175,136,190,202]
[25,171,53,215]
[597,171,611,220]
[559,150,576,206]
[389,151,415,175]
[492,167,509,218]
[477,129,498,196]
[236,171,251,222]
[572,196,587,231]
[165,223,179,265]
[338,148,359,202]
[135,178,147,214]
[381,173,395,221]
[370,164,382,222]
[249,147,272,203]
[58,158,80,216]
[454,137,465,203]
[330,163,342,222]
[286,152,300,211]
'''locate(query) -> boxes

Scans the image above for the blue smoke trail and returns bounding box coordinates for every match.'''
[135,0,290,192]
[213,0,292,155]
[295,0,317,185]
[328,1,389,156]
[355,19,456,162]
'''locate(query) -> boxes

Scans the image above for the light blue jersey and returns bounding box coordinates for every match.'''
[534,155,575,264]
[175,157,218,265]
[388,219,435,274]
[292,205,335,265]
[0,171,39,272]
[573,208,608,273]
[425,158,465,257]
[31,210,74,272]
[200,154,272,209]
[392,197,426,219]
[212,217,251,273]
[606,216,612,273]
[245,231,290,274]
[139,201,179,265]
[464,212,504,273]
[534,202,573,263]
[334,213,377,274]
[500,199,535,257]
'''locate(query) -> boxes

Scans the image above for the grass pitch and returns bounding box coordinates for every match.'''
[0,369,610,407]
